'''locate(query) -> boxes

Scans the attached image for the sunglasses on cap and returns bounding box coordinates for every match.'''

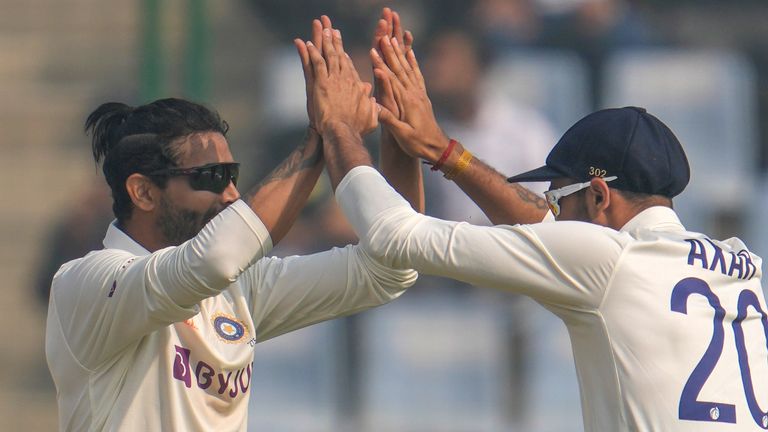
[544,176,617,217]
[150,162,240,194]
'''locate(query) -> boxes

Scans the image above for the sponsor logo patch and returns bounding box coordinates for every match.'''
[211,313,248,343]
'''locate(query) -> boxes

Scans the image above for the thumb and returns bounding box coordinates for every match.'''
[377,103,400,128]
[377,103,411,139]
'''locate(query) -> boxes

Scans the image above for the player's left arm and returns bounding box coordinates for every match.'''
[241,245,417,342]
[240,19,334,246]
[242,127,323,246]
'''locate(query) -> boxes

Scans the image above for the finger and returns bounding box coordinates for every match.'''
[347,52,363,82]
[321,13,340,71]
[392,11,404,46]
[374,68,405,116]
[377,103,410,136]
[379,36,411,87]
[404,30,414,53]
[306,41,328,80]
[391,37,416,82]
[406,49,425,89]
[332,29,347,71]
[373,67,396,111]
[381,7,394,38]
[311,19,323,52]
[374,69,392,97]
[362,81,373,96]
[372,18,388,50]
[322,28,340,72]
[333,29,361,82]
[293,39,313,87]
[370,45,386,99]
[368,97,379,133]
[320,15,333,31]
[371,49,405,97]
[370,48,396,80]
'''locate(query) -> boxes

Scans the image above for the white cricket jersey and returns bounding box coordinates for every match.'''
[45,199,417,431]
[337,166,768,431]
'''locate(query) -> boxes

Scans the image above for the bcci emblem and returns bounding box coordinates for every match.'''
[212,313,249,343]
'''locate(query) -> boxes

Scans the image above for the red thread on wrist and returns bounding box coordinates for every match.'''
[431,139,457,171]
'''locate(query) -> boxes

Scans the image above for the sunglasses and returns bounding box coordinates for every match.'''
[150,162,240,194]
[544,176,617,217]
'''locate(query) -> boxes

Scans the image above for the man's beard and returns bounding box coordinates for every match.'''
[156,196,220,246]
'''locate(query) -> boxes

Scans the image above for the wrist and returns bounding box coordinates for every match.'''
[307,123,320,137]
[430,138,457,171]
[440,142,473,180]
[425,140,474,181]
[424,131,452,164]
[320,121,362,141]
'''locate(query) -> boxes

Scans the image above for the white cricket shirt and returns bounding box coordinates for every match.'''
[45,199,416,431]
[337,166,768,431]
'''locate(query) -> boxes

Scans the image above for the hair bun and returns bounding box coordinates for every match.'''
[85,102,134,163]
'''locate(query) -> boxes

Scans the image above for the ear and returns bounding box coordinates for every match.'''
[585,177,611,220]
[125,173,160,212]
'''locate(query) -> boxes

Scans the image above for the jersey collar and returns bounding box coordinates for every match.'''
[619,206,685,233]
[102,221,151,256]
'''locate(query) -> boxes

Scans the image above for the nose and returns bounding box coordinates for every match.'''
[221,179,240,204]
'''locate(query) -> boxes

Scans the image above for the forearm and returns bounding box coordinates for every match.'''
[335,167,607,307]
[322,122,374,191]
[61,200,272,366]
[248,244,416,342]
[380,129,425,212]
[243,127,324,245]
[434,141,548,225]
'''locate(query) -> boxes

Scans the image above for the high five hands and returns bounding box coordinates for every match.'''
[293,16,377,138]
[294,9,447,164]
[370,32,449,164]
[371,8,413,123]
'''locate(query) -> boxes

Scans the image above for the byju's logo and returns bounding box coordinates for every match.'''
[172,345,252,398]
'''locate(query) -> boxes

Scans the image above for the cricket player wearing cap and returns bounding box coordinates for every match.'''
[305,19,768,431]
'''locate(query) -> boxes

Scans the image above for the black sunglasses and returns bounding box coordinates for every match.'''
[150,162,240,194]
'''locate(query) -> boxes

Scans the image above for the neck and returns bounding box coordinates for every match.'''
[605,200,671,231]
[120,214,167,252]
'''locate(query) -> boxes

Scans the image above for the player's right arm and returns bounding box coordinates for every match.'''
[335,166,622,307]
[48,201,271,369]
[372,8,424,213]
[371,28,548,225]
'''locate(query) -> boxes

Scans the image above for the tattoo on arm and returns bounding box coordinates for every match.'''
[255,132,322,187]
[476,158,548,210]
[512,184,548,210]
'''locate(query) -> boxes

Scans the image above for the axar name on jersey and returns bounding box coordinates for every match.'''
[685,238,757,280]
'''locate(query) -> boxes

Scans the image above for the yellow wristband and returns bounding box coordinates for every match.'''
[443,150,473,180]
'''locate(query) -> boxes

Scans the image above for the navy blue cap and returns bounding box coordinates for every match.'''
[507,106,690,198]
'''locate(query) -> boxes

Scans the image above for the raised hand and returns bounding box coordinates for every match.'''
[293,17,325,130]
[294,16,376,190]
[371,35,449,163]
[297,16,377,137]
[371,7,414,120]
[371,7,424,212]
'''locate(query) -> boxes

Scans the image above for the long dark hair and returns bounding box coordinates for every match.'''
[84,98,229,223]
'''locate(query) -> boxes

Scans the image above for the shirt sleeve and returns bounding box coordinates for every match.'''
[335,166,625,309]
[239,244,417,342]
[50,200,272,369]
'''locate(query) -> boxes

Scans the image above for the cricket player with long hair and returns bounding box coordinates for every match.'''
[45,11,419,431]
